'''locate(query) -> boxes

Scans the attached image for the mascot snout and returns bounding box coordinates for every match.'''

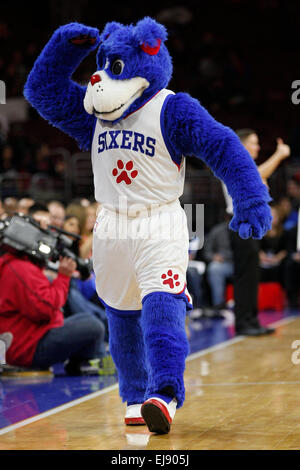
[84,70,149,122]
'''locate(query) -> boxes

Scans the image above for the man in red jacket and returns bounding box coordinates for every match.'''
[0,252,105,375]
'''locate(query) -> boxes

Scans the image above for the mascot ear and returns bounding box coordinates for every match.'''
[134,17,167,55]
[99,21,122,42]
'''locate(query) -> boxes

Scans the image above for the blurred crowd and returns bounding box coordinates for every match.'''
[1,0,300,180]
[0,196,99,258]
[0,196,114,375]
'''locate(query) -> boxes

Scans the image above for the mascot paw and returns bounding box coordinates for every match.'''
[229,201,272,240]
[57,23,100,49]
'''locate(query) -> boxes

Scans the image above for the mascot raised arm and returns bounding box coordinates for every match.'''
[24,17,272,434]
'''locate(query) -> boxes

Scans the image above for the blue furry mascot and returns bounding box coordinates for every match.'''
[24,17,272,434]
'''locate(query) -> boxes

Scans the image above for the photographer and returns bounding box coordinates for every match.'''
[0,242,106,376]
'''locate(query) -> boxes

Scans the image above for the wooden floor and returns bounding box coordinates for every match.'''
[1,317,300,450]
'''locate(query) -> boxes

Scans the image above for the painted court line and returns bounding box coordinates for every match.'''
[0,314,298,436]
[0,383,119,436]
[198,380,300,387]
[186,315,298,363]
[186,335,245,362]
[268,315,298,328]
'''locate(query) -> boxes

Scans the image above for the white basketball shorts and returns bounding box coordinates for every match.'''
[92,199,192,312]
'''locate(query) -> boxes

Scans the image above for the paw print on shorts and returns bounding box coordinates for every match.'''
[112,160,138,185]
[161,269,181,289]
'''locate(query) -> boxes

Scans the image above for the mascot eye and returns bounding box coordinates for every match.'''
[111,59,125,76]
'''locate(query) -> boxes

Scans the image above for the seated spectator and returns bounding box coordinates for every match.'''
[0,199,5,218]
[62,214,108,347]
[259,205,287,285]
[65,201,87,234]
[17,197,34,215]
[28,202,51,229]
[287,176,300,209]
[64,278,108,358]
[284,225,300,308]
[66,201,99,259]
[80,202,99,259]
[80,198,91,208]
[47,200,65,228]
[3,197,18,216]
[29,204,108,346]
[204,216,234,309]
[277,196,298,230]
[63,213,98,301]
[63,214,81,239]
[0,144,15,173]
[0,249,105,375]
[34,142,51,173]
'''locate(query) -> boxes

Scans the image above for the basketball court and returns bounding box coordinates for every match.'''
[1,310,299,450]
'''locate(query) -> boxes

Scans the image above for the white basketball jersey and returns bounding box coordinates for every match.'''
[91,89,185,213]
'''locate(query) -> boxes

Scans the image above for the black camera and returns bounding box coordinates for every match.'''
[0,215,93,280]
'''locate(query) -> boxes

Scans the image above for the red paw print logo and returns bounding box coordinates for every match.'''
[112,160,138,185]
[161,270,181,289]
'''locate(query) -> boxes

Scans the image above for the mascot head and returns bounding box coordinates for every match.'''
[84,17,172,123]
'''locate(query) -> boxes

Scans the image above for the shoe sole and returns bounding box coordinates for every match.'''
[141,399,172,434]
[124,417,145,426]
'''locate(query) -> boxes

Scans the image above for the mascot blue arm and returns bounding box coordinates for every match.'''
[24,23,100,151]
[163,93,272,240]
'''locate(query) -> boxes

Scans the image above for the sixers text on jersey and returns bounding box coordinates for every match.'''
[98,130,156,157]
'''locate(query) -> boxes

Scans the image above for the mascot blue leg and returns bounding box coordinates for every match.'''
[141,292,189,409]
[106,307,148,405]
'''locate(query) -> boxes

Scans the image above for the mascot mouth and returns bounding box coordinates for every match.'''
[93,103,124,116]
[93,86,147,117]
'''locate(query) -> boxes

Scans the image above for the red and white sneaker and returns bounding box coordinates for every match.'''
[141,396,177,434]
[124,404,145,426]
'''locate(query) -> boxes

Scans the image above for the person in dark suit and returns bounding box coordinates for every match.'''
[223,129,291,335]
[284,223,300,308]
